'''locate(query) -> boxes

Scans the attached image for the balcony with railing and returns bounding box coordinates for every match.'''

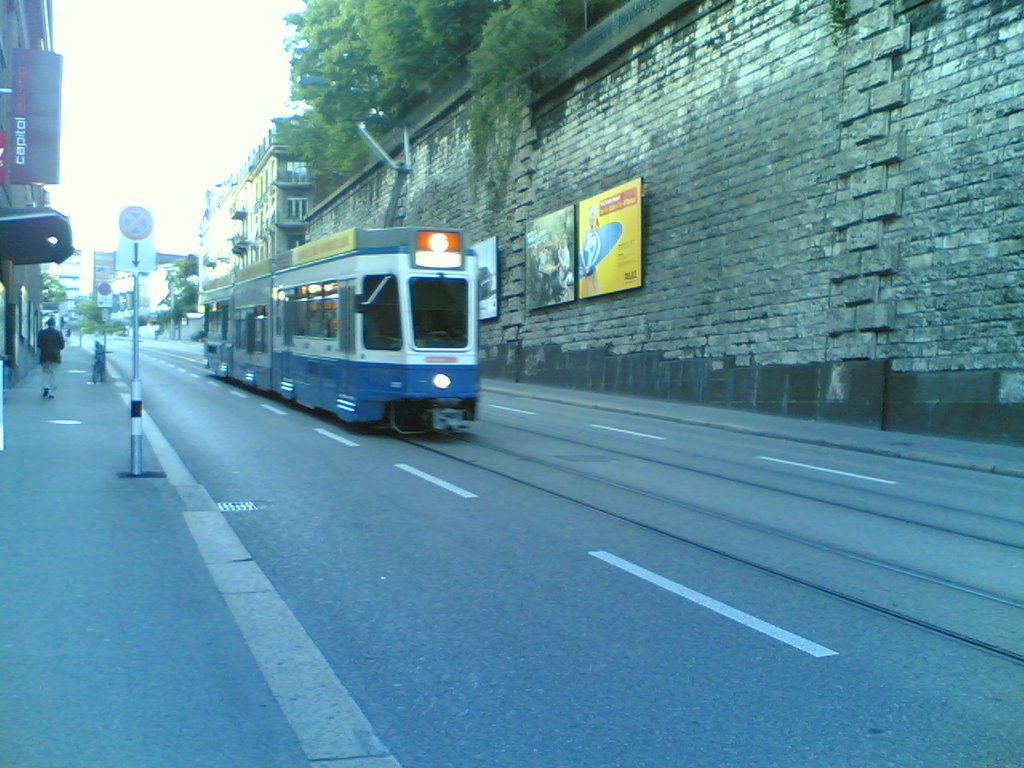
[276,162,312,189]
[230,234,251,255]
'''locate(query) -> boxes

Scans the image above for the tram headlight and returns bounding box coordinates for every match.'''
[432,373,452,390]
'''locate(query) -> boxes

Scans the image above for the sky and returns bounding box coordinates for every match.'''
[48,0,305,257]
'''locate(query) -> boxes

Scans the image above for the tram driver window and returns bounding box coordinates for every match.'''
[410,277,468,348]
[362,275,401,351]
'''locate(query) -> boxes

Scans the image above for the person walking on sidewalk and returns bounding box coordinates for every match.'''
[38,317,65,399]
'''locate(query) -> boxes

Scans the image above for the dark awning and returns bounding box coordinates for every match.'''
[0,207,74,265]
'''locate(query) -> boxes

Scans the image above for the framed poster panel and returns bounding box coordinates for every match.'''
[525,205,576,311]
[577,177,643,300]
[471,236,499,321]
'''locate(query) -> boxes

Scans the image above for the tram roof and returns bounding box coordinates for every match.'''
[289,226,461,268]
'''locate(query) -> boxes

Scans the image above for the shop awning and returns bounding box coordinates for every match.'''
[0,207,74,265]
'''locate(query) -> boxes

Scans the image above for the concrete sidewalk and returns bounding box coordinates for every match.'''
[0,344,309,768]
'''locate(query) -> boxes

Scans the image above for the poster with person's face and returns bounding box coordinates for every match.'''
[471,236,499,321]
[525,205,576,311]
[577,178,643,300]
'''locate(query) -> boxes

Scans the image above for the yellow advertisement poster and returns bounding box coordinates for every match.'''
[576,177,643,300]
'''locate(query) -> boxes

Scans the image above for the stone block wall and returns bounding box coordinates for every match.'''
[308,0,1023,443]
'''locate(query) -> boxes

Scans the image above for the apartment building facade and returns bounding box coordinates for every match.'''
[200,121,312,288]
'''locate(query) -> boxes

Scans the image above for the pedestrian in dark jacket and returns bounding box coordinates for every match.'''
[38,317,65,399]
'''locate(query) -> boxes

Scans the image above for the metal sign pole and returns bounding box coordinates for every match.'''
[130,246,143,476]
[116,205,154,478]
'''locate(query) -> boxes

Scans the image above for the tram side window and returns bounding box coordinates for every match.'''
[410,277,468,349]
[205,302,229,341]
[290,283,339,341]
[293,286,308,337]
[235,310,248,352]
[323,282,339,340]
[254,305,268,353]
[275,293,286,338]
[338,283,355,354]
[307,291,325,337]
[280,292,296,344]
[204,304,217,340]
[362,274,401,351]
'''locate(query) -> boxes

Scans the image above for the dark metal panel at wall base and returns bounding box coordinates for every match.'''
[485,342,898,429]
[818,360,889,428]
[884,370,1024,445]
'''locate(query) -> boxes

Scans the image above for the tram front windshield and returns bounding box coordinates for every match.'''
[410,276,468,349]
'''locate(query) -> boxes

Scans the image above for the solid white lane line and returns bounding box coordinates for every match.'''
[488,404,537,415]
[315,427,359,447]
[261,404,288,416]
[758,456,897,485]
[396,464,478,498]
[141,409,398,764]
[589,551,838,658]
[591,423,667,441]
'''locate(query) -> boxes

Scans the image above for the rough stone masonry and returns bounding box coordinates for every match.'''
[308,0,1023,443]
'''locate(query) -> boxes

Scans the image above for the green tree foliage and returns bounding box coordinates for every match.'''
[286,0,629,205]
[157,257,199,332]
[287,0,393,192]
[76,298,125,338]
[41,272,68,304]
[361,0,494,88]
[469,0,568,210]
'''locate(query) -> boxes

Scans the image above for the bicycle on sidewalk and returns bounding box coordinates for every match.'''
[92,341,106,384]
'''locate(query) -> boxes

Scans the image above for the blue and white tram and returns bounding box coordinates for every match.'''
[202,277,233,378]
[203,226,478,432]
[231,264,273,391]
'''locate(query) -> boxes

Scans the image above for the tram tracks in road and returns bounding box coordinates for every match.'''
[400,428,1024,667]
[135,351,1024,662]
[467,421,1024,548]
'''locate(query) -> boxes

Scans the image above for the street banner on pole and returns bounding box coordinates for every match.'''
[10,49,63,185]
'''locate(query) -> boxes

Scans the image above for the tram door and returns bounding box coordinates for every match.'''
[336,279,358,402]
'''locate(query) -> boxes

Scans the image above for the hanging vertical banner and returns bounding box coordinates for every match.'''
[0,131,7,185]
[10,49,63,185]
[576,177,643,300]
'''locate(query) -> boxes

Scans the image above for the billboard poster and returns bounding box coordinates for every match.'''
[471,236,499,321]
[576,177,643,300]
[525,205,575,311]
[10,49,63,185]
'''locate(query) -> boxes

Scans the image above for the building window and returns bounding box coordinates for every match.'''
[284,161,309,183]
[287,198,307,221]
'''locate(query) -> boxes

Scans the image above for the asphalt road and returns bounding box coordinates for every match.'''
[126,340,1024,768]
